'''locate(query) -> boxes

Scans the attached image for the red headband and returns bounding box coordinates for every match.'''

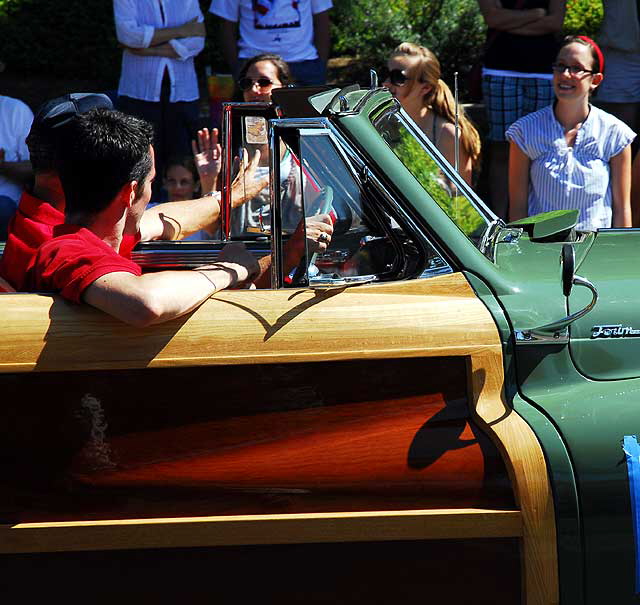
[576,35,604,73]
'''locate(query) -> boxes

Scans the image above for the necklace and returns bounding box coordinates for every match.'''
[564,121,583,134]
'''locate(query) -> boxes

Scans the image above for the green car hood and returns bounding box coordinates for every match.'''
[569,230,640,380]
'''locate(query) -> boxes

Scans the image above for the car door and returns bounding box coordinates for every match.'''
[0,101,556,605]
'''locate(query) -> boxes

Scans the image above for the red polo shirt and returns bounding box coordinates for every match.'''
[0,191,140,291]
[27,225,142,304]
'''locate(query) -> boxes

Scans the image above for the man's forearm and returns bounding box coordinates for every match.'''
[84,265,240,327]
[477,0,546,31]
[150,26,186,45]
[507,12,565,35]
[0,160,32,187]
[150,18,205,46]
[126,43,180,58]
[140,195,222,241]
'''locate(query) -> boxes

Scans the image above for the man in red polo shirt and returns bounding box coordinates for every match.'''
[0,94,113,290]
[27,108,259,326]
[0,93,265,291]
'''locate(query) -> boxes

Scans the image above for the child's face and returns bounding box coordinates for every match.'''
[164,164,197,202]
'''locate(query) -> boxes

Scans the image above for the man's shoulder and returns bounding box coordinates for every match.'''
[30,227,141,302]
[17,191,64,225]
[36,228,94,262]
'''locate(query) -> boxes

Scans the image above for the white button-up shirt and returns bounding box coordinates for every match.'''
[114,0,204,102]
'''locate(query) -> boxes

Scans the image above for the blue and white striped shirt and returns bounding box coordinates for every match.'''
[506,105,635,230]
[114,0,204,102]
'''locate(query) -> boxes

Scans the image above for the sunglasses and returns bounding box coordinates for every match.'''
[238,77,275,91]
[383,68,413,87]
[551,62,595,77]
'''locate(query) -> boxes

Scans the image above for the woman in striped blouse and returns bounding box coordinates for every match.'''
[507,35,635,230]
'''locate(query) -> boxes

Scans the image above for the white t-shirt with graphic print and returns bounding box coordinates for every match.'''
[210,0,333,62]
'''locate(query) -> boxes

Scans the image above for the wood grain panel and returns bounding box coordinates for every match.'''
[0,273,558,604]
[0,509,522,554]
[0,357,513,522]
[469,351,559,605]
[0,274,500,373]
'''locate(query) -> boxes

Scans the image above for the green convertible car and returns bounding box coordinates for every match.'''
[0,81,638,605]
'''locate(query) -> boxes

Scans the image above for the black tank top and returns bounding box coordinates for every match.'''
[484,0,560,74]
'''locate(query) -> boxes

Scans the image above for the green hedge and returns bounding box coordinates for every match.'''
[0,0,121,80]
[0,0,604,88]
[564,0,603,38]
[0,0,223,83]
[331,0,485,87]
[330,0,604,91]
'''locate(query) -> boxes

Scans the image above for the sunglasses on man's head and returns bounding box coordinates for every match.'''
[383,68,412,87]
[238,77,274,91]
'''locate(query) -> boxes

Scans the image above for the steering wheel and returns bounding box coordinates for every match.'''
[313,185,334,217]
[289,186,334,286]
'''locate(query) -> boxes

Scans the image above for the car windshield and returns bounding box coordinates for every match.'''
[372,106,495,250]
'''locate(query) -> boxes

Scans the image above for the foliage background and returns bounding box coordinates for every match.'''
[0,0,604,99]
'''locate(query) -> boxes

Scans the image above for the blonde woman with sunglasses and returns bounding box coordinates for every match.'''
[507,35,635,229]
[383,43,482,186]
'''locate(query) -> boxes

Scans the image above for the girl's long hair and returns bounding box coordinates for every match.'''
[393,42,481,170]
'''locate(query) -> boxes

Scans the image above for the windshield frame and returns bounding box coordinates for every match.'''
[371,101,502,254]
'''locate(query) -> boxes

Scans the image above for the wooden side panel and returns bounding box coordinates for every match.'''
[469,351,559,605]
[0,357,513,522]
[0,275,500,373]
[0,274,557,604]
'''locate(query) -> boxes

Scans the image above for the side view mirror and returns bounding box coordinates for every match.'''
[516,243,598,345]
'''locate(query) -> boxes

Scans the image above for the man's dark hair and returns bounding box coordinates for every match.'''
[59,109,154,218]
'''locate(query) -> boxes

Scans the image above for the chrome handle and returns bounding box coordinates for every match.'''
[515,274,598,345]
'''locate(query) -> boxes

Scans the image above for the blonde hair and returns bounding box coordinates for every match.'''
[392,42,481,170]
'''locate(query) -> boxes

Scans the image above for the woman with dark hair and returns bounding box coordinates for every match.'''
[237,53,293,102]
[231,54,299,235]
[507,35,635,229]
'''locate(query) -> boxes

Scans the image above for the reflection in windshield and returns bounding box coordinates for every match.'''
[374,109,491,248]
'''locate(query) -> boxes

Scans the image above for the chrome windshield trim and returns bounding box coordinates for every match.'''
[325,122,455,274]
[389,109,496,223]
[269,117,331,130]
[132,243,271,269]
[270,120,283,288]
[323,122,454,277]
